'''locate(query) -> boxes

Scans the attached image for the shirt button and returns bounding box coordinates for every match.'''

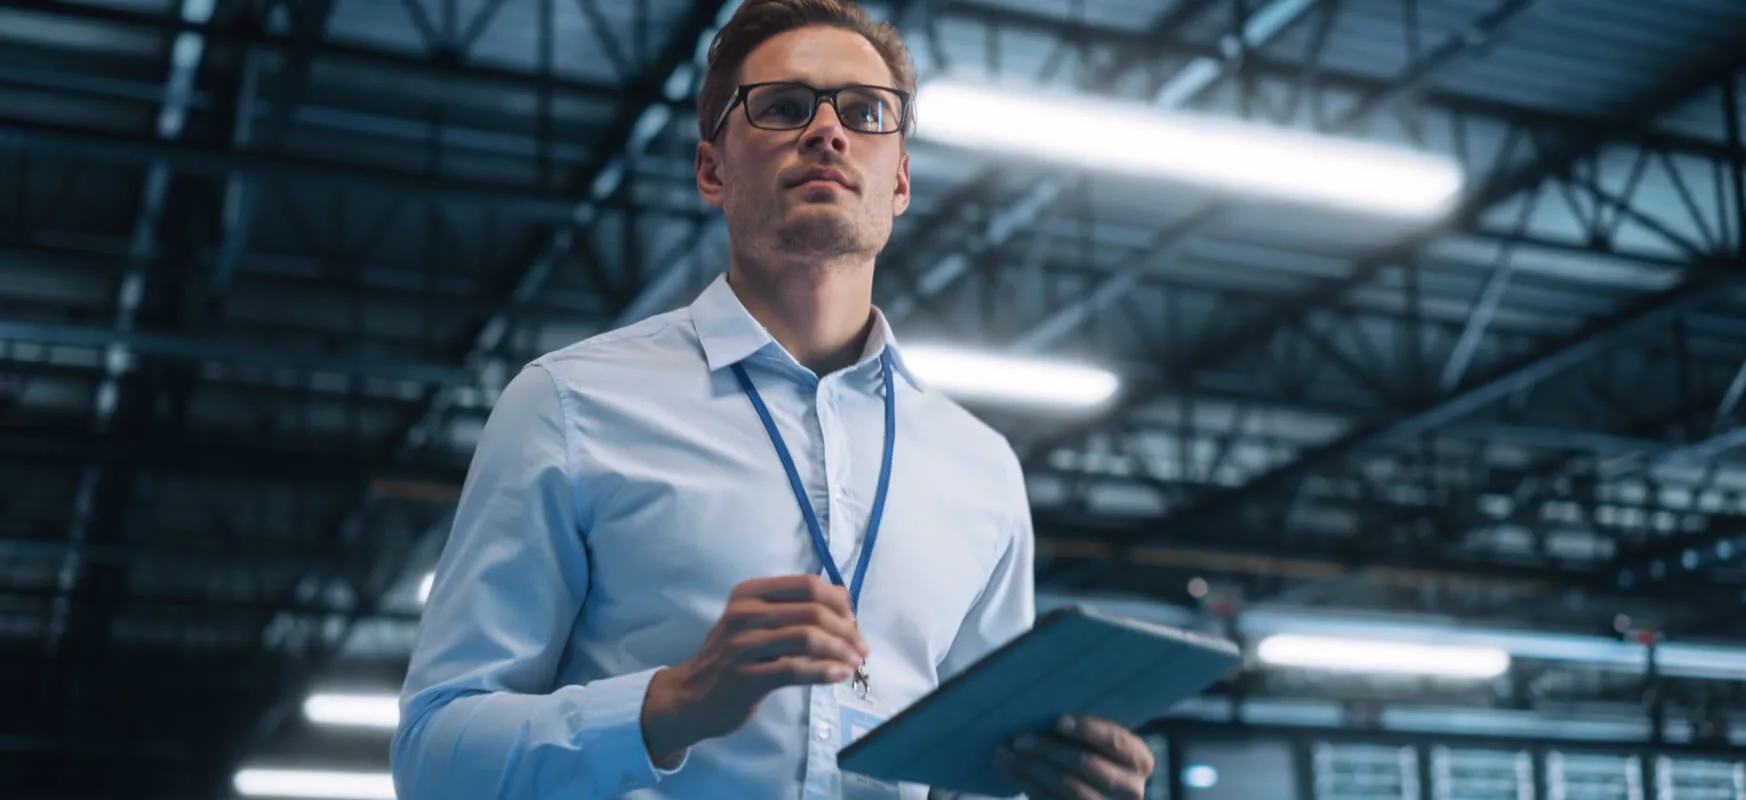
[817,724,834,741]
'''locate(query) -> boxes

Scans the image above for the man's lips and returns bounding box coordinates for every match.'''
[787,168,854,190]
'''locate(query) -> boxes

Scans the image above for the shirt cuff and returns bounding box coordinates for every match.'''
[572,666,691,796]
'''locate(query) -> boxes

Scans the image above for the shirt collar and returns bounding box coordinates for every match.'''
[688,272,921,389]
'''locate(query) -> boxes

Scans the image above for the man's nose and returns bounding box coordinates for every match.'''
[799,100,849,154]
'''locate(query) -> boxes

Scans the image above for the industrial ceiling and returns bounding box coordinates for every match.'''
[1,0,1744,798]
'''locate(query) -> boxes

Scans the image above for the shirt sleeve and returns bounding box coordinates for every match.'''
[390,363,687,800]
[938,472,1036,682]
[932,469,1038,800]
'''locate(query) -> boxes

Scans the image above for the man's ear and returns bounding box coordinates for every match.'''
[891,149,911,216]
[697,140,727,208]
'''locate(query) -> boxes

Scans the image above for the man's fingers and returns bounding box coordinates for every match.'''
[1009,732,1141,800]
[722,600,870,658]
[741,575,853,614]
[994,744,1101,800]
[991,749,1044,798]
[1058,715,1154,774]
[733,625,865,666]
[741,655,855,687]
[743,602,867,649]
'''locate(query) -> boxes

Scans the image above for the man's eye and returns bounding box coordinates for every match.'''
[757,101,809,122]
[844,103,880,123]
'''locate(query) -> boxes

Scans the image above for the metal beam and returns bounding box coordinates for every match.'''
[870,1,1740,343]
[0,580,423,624]
[1032,510,1595,592]
[3,7,1735,230]
[882,0,1286,328]
[207,0,337,300]
[0,61,599,164]
[39,0,221,720]
[1002,0,1537,353]
[0,319,461,385]
[0,0,622,101]
[1050,274,1744,588]
[212,0,742,786]
[1035,40,1746,592]
[0,425,469,485]
[0,114,584,221]
[1606,516,1746,592]
[0,222,1723,392]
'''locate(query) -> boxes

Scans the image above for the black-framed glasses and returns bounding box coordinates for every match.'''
[710,81,911,140]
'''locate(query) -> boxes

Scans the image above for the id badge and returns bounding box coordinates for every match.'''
[836,682,905,800]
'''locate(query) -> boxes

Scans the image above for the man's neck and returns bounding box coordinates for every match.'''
[726,260,876,377]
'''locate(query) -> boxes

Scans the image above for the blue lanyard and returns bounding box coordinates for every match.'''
[730,351,896,614]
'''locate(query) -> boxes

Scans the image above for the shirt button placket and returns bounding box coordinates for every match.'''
[817,381,846,561]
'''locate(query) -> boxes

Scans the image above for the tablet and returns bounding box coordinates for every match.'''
[836,605,1241,796]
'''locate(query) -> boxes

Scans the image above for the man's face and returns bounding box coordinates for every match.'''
[697,26,911,264]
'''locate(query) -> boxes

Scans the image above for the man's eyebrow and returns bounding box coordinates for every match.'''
[745,78,886,88]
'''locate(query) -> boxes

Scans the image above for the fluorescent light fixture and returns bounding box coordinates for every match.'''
[916,79,1464,218]
[1257,633,1509,678]
[418,572,433,603]
[303,693,399,729]
[233,768,395,800]
[901,345,1119,409]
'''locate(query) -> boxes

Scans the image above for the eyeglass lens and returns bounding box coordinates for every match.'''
[745,84,903,133]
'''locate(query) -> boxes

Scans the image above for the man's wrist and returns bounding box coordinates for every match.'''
[640,665,697,769]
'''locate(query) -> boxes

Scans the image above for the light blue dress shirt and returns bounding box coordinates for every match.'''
[392,273,1036,799]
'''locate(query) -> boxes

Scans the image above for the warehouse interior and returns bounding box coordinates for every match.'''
[2,0,1745,798]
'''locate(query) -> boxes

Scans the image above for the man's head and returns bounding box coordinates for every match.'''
[695,0,915,272]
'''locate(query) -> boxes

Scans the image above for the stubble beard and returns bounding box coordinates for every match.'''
[728,182,889,276]
[773,205,863,265]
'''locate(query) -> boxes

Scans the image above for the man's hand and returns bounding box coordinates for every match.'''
[641,575,869,766]
[992,715,1155,800]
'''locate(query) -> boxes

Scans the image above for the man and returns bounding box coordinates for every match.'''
[391,1,1155,798]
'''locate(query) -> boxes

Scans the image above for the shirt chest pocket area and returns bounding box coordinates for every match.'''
[579,457,826,606]
[855,495,1011,669]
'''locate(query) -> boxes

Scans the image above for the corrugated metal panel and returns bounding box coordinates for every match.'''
[1428,0,1746,116]
[1656,82,1746,143]
[1251,0,1746,118]
[71,0,178,13]
[0,3,166,56]
[968,0,1198,32]
[466,0,703,83]
[324,0,700,84]
[924,16,1107,90]
[322,0,430,55]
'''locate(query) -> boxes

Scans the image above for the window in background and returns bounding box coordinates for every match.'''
[1653,756,1745,800]
[1430,746,1534,800]
[1545,752,1642,800]
[1314,742,1419,800]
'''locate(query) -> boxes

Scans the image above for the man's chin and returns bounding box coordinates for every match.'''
[773,212,861,258]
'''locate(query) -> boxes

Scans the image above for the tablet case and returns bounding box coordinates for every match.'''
[836,605,1241,796]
